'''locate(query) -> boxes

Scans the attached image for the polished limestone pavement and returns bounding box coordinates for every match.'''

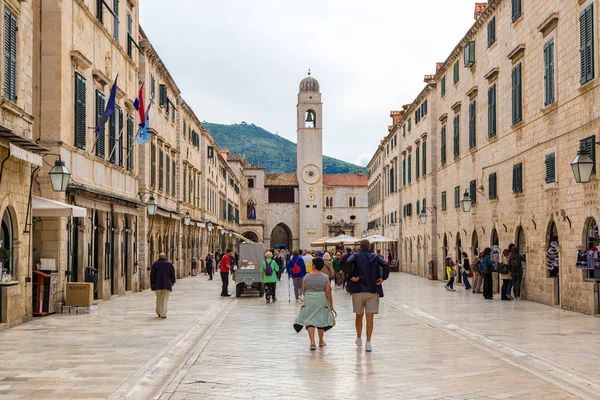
[1,273,600,399]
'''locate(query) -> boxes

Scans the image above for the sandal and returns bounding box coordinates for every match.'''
[319,342,327,347]
[310,344,316,351]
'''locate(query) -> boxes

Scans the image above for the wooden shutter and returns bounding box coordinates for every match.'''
[113,0,119,41]
[183,169,187,202]
[512,64,522,124]
[4,10,17,102]
[422,198,426,214]
[441,76,446,96]
[469,101,476,148]
[580,4,594,84]
[415,147,420,179]
[95,91,106,158]
[151,143,156,187]
[117,107,123,166]
[408,154,412,183]
[422,141,427,175]
[453,61,459,83]
[545,41,555,106]
[441,191,446,211]
[488,84,496,138]
[416,201,420,217]
[488,17,496,47]
[74,73,86,150]
[403,158,406,185]
[151,75,155,97]
[172,159,176,196]
[109,108,116,163]
[580,136,596,174]
[453,114,460,157]
[126,115,134,171]
[489,173,497,199]
[512,0,521,21]
[159,150,164,190]
[545,154,556,183]
[441,126,446,165]
[159,84,167,107]
[454,187,460,208]
[470,180,476,204]
[513,163,523,193]
[166,155,170,193]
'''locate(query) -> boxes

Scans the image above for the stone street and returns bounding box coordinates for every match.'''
[1,273,600,399]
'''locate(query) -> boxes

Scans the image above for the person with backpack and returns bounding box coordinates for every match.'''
[499,249,512,301]
[508,246,524,300]
[459,252,472,290]
[286,250,307,302]
[444,255,457,291]
[480,247,494,300]
[260,251,280,303]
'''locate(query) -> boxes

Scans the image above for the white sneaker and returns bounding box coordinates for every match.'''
[300,297,304,302]
[365,341,372,352]
[355,337,362,348]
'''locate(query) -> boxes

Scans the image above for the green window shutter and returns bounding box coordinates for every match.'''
[454,186,460,208]
[408,154,412,183]
[545,154,556,183]
[422,198,426,214]
[453,61,459,83]
[545,41,555,106]
[512,0,522,21]
[113,0,119,41]
[416,200,420,216]
[422,141,427,175]
[415,146,420,179]
[512,64,522,124]
[488,17,496,47]
[74,73,87,150]
[469,100,476,148]
[159,84,167,107]
[166,155,170,193]
[470,180,477,204]
[464,41,476,67]
[151,75,155,97]
[453,114,460,158]
[580,4,594,85]
[109,107,116,163]
[172,159,176,196]
[402,158,406,186]
[408,117,411,131]
[95,90,106,158]
[117,107,123,166]
[513,163,523,193]
[183,170,186,203]
[159,150,164,190]
[488,173,497,199]
[488,84,496,138]
[441,126,446,165]
[151,143,156,187]
[4,10,17,102]
[441,76,446,96]
[126,115,134,171]
[441,191,446,211]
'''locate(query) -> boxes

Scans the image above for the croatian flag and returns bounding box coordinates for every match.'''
[136,89,154,145]
[94,76,118,135]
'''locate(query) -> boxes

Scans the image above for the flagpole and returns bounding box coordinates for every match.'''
[107,125,125,165]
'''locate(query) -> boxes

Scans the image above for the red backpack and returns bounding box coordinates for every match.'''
[291,258,301,275]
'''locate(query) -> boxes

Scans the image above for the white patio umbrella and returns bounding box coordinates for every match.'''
[363,234,396,243]
[324,234,361,245]
[310,236,333,247]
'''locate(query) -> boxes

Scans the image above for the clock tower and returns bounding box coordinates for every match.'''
[297,71,323,249]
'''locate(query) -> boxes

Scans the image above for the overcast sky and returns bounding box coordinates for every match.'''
[140,0,480,167]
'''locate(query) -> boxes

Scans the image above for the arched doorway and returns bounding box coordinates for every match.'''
[583,218,599,280]
[1,208,14,278]
[270,223,292,250]
[471,230,479,257]
[546,220,559,305]
[242,231,259,243]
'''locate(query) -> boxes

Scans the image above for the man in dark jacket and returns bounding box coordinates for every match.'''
[345,240,389,352]
[150,252,176,318]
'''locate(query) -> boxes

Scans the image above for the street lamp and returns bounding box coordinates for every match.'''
[362,230,367,238]
[207,222,213,232]
[146,196,158,216]
[460,190,472,213]
[571,148,595,183]
[419,212,427,225]
[49,157,71,192]
[183,211,191,226]
[389,223,396,232]
[375,226,380,235]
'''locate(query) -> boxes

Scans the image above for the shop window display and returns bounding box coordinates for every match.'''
[0,209,14,280]
[547,221,559,277]
[576,218,600,280]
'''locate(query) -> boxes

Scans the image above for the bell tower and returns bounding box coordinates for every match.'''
[297,70,323,249]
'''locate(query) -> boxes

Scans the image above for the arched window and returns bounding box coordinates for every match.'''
[325,197,329,208]
[247,200,256,220]
[0,209,14,276]
[305,110,316,128]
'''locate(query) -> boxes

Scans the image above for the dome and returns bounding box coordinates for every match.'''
[299,71,320,93]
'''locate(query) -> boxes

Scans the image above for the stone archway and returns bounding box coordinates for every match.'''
[270,223,292,250]
[242,231,260,243]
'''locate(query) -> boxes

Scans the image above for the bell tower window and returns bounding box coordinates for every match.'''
[305,110,316,128]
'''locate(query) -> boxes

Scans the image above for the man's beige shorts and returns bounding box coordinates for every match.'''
[352,292,380,315]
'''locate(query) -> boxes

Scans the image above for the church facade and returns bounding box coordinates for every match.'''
[240,74,368,250]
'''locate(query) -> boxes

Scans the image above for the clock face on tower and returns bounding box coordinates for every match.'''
[301,164,321,184]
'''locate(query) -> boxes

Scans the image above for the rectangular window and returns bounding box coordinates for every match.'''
[159,84,167,107]
[512,63,523,124]
[544,40,555,106]
[422,141,427,176]
[151,143,156,188]
[441,191,447,211]
[453,61,459,84]
[488,84,497,138]
[248,178,255,188]
[441,75,446,96]
[3,10,16,103]
[512,0,522,22]
[512,163,523,193]
[402,158,406,186]
[108,105,121,165]
[151,75,155,97]
[126,115,134,171]
[422,100,428,116]
[454,186,460,208]
[464,41,476,67]
[415,146,420,179]
[407,154,412,183]
[172,160,176,196]
[408,117,411,132]
[95,90,106,158]
[127,13,133,57]
[469,100,476,149]
[487,16,496,47]
[580,4,594,85]
[166,155,170,194]
[545,154,556,183]
[416,200,420,216]
[441,126,447,165]
[112,0,119,41]
[489,173,497,199]
[159,149,164,190]
[470,180,477,204]
[74,73,86,150]
[453,114,460,158]
[207,146,214,159]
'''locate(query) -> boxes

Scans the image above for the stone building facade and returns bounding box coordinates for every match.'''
[369,0,600,315]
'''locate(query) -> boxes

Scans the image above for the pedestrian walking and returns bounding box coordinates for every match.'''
[480,247,494,300]
[293,257,335,350]
[333,252,344,288]
[322,253,335,281]
[509,246,524,300]
[274,250,284,281]
[287,250,307,302]
[302,250,314,273]
[260,251,279,303]
[345,239,390,352]
[150,252,176,319]
[341,247,353,292]
[460,252,472,290]
[205,253,214,280]
[220,249,233,297]
[471,254,483,294]
[500,249,512,301]
[445,255,456,291]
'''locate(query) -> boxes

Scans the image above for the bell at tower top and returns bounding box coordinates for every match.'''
[299,70,320,93]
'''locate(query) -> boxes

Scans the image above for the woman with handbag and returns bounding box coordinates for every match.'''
[460,252,472,290]
[293,257,335,350]
[445,255,457,291]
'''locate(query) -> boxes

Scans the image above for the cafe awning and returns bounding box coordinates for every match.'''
[32,196,87,218]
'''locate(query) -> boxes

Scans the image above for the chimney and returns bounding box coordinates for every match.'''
[436,62,444,73]
[390,110,402,126]
[357,170,363,176]
[474,2,487,19]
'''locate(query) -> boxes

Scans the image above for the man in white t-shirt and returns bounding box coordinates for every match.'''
[302,251,314,273]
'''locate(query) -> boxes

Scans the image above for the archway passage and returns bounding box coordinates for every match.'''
[242,231,259,243]
[270,223,292,250]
